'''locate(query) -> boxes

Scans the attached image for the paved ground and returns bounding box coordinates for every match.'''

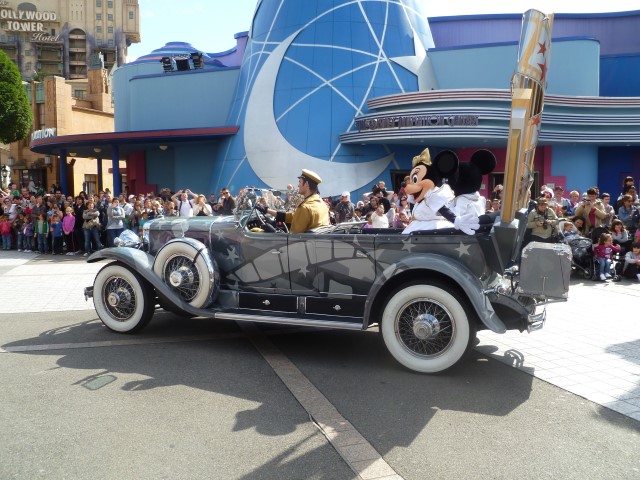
[1,250,639,479]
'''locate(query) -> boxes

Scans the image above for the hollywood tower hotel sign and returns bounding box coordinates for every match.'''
[0,1,59,42]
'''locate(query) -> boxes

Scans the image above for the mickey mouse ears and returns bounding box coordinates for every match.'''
[470,149,497,175]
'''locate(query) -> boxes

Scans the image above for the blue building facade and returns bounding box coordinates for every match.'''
[31,3,640,200]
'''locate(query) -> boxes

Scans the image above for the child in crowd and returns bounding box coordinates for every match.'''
[593,232,620,281]
[0,214,12,250]
[138,211,149,240]
[623,242,640,281]
[19,215,33,252]
[14,213,24,251]
[362,212,374,229]
[601,193,614,227]
[610,219,631,253]
[62,207,77,255]
[572,216,585,236]
[49,214,64,255]
[34,212,49,254]
[562,221,577,241]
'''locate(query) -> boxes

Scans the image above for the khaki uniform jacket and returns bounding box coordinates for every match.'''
[283,193,329,233]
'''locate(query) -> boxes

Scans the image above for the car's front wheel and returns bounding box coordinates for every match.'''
[93,263,154,333]
[381,283,475,373]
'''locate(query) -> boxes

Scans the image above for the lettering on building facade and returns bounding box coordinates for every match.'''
[355,114,479,132]
[1,6,58,37]
[31,128,57,142]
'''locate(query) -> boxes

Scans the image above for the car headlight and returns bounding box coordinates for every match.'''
[114,229,141,247]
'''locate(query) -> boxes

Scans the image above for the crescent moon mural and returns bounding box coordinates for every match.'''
[243,30,394,197]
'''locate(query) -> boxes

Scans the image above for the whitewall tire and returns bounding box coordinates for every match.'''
[381,283,474,373]
[93,263,154,333]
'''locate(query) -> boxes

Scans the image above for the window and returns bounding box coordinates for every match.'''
[129,11,134,19]
[108,14,113,21]
[96,0,102,6]
[107,26,113,33]
[24,49,32,56]
[96,13,102,20]
[74,90,85,99]
[35,83,45,103]
[96,26,102,33]
[108,1,113,7]
[84,175,97,196]
[108,39,114,47]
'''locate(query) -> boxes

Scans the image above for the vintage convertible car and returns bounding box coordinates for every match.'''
[84,186,570,373]
[84,10,563,373]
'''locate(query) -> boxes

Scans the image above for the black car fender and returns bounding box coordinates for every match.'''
[363,253,507,334]
[87,247,216,317]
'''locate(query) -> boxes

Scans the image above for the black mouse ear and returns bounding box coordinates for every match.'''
[433,150,459,178]
[470,149,496,175]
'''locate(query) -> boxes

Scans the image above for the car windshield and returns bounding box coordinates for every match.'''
[235,187,294,227]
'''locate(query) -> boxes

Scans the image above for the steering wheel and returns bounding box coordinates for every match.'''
[246,205,284,233]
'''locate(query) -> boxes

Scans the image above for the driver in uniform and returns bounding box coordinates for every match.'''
[257,169,329,233]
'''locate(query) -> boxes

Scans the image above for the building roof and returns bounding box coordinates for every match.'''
[29,126,239,158]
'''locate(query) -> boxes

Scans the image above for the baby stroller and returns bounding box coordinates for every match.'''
[567,236,594,279]
[569,227,622,281]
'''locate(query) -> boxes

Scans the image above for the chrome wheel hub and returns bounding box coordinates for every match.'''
[107,287,132,307]
[412,313,441,340]
[164,255,201,302]
[103,277,136,321]
[169,266,195,287]
[396,298,454,358]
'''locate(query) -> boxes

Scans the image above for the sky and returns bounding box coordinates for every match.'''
[126,0,640,61]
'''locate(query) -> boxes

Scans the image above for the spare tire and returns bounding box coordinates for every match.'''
[153,238,219,309]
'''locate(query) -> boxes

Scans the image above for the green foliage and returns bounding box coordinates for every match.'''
[31,70,52,82]
[0,50,33,143]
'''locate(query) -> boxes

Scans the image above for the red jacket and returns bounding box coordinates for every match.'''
[593,243,620,259]
[0,220,12,235]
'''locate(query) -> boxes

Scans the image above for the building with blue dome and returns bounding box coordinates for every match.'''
[31,2,640,201]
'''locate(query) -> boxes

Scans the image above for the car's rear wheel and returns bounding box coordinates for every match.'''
[381,283,474,373]
[153,240,217,309]
[93,263,154,333]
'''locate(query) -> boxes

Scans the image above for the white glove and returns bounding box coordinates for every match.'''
[453,211,480,235]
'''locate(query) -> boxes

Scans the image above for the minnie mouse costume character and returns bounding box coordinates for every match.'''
[403,149,480,235]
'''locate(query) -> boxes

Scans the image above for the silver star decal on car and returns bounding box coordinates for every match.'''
[298,264,310,276]
[454,242,471,257]
[226,247,239,262]
[402,237,415,252]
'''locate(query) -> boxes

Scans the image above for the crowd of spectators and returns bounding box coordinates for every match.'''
[0,184,236,256]
[1,175,639,282]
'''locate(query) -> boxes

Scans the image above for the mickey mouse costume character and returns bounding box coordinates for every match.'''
[403,148,480,235]
[448,150,497,217]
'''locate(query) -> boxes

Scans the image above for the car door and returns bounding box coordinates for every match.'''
[288,233,317,295]
[222,230,290,293]
[300,233,376,317]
